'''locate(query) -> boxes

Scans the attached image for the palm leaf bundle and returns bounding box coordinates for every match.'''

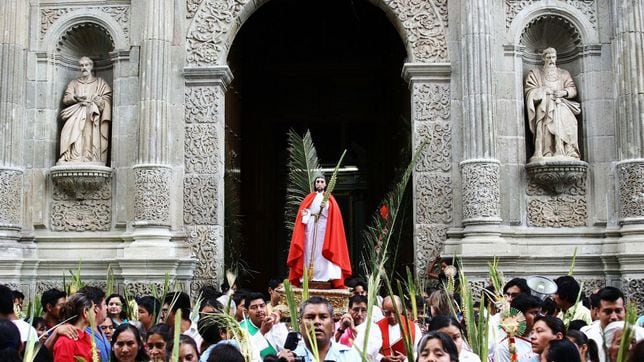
[616,300,638,362]
[202,311,253,361]
[459,269,490,360]
[284,129,321,235]
[170,309,182,362]
[356,142,426,361]
[105,264,115,297]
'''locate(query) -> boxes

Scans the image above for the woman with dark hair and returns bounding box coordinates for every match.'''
[530,316,565,356]
[417,331,459,362]
[0,319,22,362]
[206,343,244,362]
[428,315,480,362]
[52,293,95,362]
[166,334,199,362]
[567,329,599,362]
[111,323,149,362]
[145,324,170,362]
[107,293,129,326]
[542,339,581,362]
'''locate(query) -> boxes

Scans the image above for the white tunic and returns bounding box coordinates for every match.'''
[302,192,341,281]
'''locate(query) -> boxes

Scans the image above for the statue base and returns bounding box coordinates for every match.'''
[277,286,351,318]
[525,158,587,195]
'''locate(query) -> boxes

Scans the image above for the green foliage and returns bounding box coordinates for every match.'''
[459,270,489,360]
[282,280,300,330]
[616,301,638,362]
[284,129,321,234]
[105,264,115,297]
[170,309,181,362]
[202,311,253,361]
[568,247,578,276]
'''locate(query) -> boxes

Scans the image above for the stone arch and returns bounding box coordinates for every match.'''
[507,2,598,47]
[42,12,129,54]
[186,0,450,65]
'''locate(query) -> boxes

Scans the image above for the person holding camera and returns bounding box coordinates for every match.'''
[277,297,360,361]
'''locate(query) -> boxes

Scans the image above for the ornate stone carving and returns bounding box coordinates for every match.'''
[36,281,64,294]
[617,161,644,221]
[415,122,451,173]
[186,225,222,288]
[415,173,453,224]
[413,83,450,123]
[40,6,130,40]
[186,0,448,65]
[504,0,597,29]
[385,0,449,62]
[528,196,587,227]
[124,282,170,298]
[526,160,588,195]
[622,278,644,314]
[461,161,501,222]
[184,175,219,225]
[51,200,111,231]
[185,124,220,174]
[185,86,221,124]
[527,169,586,196]
[186,0,205,19]
[0,169,22,228]
[51,165,112,199]
[133,167,171,225]
[415,225,448,278]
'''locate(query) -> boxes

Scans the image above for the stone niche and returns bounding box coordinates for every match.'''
[49,23,115,232]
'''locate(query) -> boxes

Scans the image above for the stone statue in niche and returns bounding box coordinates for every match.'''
[525,47,581,162]
[58,56,112,165]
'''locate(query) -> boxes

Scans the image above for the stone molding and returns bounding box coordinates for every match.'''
[505,0,599,46]
[133,165,172,227]
[460,160,501,225]
[186,0,448,65]
[0,168,23,230]
[39,5,130,51]
[505,0,597,30]
[617,159,644,224]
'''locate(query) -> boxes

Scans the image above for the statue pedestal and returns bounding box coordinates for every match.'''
[277,286,351,318]
[50,164,112,199]
[525,158,587,195]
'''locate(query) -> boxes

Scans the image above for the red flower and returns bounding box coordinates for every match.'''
[379,204,389,220]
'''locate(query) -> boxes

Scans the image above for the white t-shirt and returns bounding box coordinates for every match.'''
[12,319,38,342]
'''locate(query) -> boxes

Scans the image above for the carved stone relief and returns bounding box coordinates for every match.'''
[617,161,644,220]
[133,167,171,225]
[527,171,587,227]
[36,281,64,294]
[622,278,644,314]
[461,161,501,221]
[415,225,448,279]
[185,86,221,124]
[183,175,219,225]
[40,5,130,40]
[51,200,111,231]
[0,169,22,228]
[186,0,448,65]
[415,173,453,225]
[186,225,222,291]
[185,124,220,174]
[413,83,450,122]
[504,0,597,29]
[528,196,587,227]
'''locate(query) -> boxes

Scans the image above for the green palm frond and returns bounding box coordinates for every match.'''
[284,129,321,234]
[616,300,637,362]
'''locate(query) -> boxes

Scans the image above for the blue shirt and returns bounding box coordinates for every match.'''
[84,326,111,362]
[293,341,362,362]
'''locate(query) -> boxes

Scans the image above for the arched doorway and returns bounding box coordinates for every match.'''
[225,0,411,290]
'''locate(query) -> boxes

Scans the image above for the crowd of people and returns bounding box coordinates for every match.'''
[1,266,644,362]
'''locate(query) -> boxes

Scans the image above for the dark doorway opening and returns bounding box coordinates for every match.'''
[225,0,411,291]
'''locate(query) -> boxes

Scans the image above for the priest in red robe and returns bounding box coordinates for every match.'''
[287,175,351,288]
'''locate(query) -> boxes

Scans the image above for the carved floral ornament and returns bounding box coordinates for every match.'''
[185,0,448,65]
[40,5,130,43]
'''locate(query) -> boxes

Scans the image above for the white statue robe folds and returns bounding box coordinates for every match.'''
[302,192,342,281]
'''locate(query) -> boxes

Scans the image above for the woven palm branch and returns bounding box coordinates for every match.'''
[284,129,321,235]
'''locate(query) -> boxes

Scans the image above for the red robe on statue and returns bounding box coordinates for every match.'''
[287,192,352,288]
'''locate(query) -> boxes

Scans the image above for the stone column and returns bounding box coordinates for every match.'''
[129,0,174,253]
[458,0,503,254]
[403,64,453,279]
[183,66,231,293]
[612,1,644,290]
[0,0,27,248]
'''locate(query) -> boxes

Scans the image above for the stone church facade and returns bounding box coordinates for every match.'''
[0,0,642,306]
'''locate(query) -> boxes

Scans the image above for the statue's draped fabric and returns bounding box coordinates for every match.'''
[287,192,351,286]
[59,78,112,163]
[525,67,581,160]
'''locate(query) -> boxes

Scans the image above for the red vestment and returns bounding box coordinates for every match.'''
[377,316,416,358]
[287,192,351,287]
